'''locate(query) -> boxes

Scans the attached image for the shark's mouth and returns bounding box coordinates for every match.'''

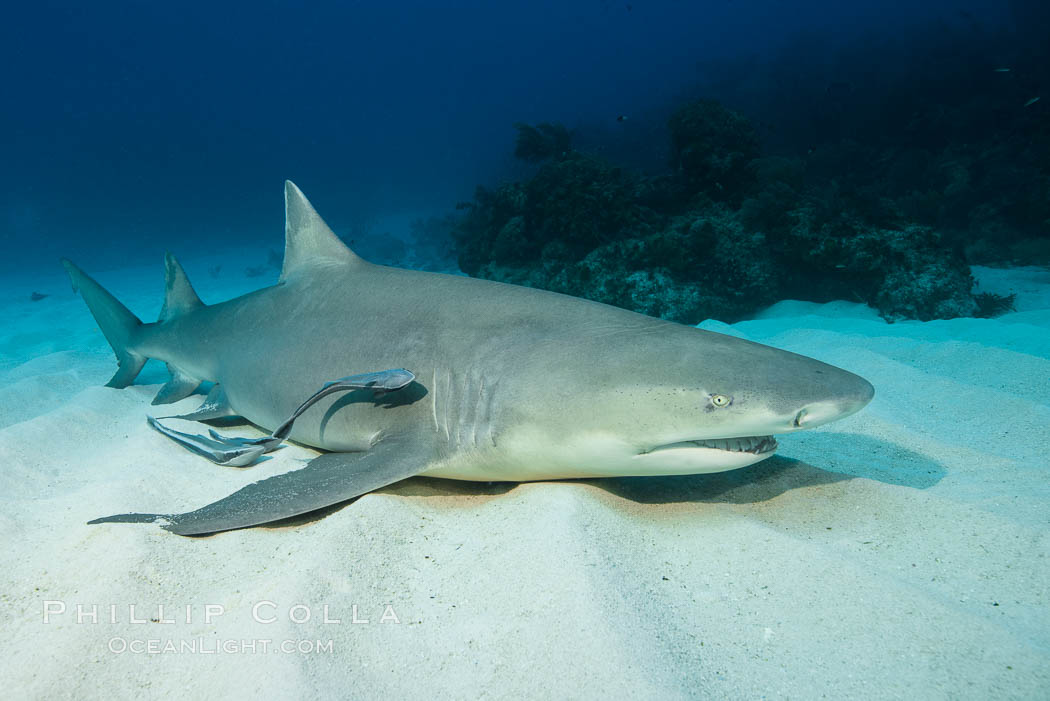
[644,435,778,455]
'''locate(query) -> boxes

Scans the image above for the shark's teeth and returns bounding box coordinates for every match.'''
[646,436,778,455]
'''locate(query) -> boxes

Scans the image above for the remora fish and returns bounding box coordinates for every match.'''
[64,181,874,535]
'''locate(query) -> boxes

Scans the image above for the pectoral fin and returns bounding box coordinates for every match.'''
[88,436,429,536]
[161,384,239,422]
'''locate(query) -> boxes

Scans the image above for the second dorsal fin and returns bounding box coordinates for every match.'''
[159,252,204,323]
[280,180,365,282]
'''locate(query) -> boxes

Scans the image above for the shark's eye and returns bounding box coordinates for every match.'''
[710,394,732,408]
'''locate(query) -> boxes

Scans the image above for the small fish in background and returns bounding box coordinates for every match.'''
[208,265,222,278]
[1024,97,1041,107]
[616,114,628,122]
[29,291,49,302]
[244,265,268,278]
[993,68,1011,72]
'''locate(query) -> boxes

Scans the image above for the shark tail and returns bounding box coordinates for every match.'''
[61,258,147,388]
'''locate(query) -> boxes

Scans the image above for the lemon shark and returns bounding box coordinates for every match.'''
[63,181,874,536]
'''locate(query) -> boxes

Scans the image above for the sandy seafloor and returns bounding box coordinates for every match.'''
[0,254,1047,700]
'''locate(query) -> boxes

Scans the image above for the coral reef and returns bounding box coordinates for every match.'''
[456,153,657,272]
[470,205,777,323]
[667,99,761,204]
[512,122,572,163]
[689,21,1050,267]
[453,57,1034,323]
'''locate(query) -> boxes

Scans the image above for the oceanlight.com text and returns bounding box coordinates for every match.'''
[108,637,335,655]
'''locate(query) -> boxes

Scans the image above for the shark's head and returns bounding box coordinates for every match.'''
[494,318,874,479]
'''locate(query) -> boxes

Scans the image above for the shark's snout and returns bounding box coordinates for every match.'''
[791,374,875,430]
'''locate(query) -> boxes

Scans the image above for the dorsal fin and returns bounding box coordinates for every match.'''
[159,252,204,323]
[280,180,365,282]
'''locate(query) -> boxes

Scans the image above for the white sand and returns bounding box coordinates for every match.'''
[1,259,1047,699]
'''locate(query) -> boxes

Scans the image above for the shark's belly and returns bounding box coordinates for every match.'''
[418,445,772,481]
[418,456,565,482]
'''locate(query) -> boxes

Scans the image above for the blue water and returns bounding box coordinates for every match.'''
[1,0,1024,274]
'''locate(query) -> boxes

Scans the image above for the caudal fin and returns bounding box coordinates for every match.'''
[61,259,146,388]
